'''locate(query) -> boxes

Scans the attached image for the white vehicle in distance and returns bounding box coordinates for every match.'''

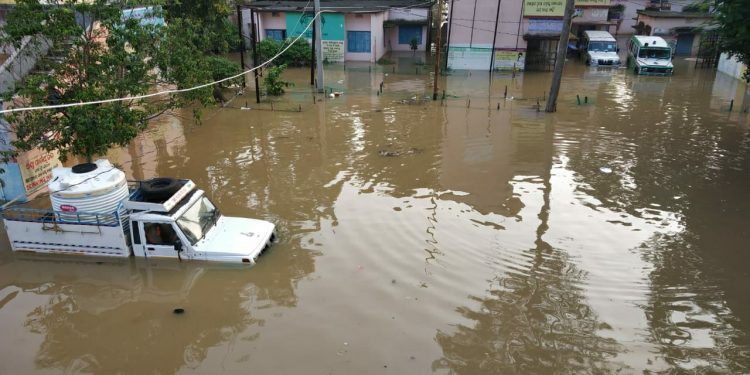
[581,30,621,67]
[2,159,276,264]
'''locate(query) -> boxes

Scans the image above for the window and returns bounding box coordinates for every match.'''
[347,31,371,53]
[266,29,286,41]
[398,25,422,45]
[132,221,141,244]
[144,223,178,245]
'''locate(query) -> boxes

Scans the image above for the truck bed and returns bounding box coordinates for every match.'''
[2,206,131,257]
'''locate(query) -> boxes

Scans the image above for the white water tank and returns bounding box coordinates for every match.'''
[48,159,129,222]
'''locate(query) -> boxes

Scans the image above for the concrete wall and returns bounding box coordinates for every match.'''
[370,12,386,61]
[259,12,287,41]
[613,0,685,35]
[387,25,427,52]
[387,8,428,22]
[345,13,372,62]
[0,36,52,94]
[447,0,525,70]
[718,53,748,81]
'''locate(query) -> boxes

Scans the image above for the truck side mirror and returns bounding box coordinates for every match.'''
[174,240,183,252]
[617,47,620,52]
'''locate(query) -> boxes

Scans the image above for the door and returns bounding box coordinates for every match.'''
[675,34,694,56]
[143,222,181,258]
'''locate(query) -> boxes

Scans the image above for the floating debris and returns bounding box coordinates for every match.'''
[173,308,185,315]
[599,167,613,174]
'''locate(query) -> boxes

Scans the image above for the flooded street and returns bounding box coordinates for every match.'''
[2,58,750,374]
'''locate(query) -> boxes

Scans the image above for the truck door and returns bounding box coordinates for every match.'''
[143,222,182,258]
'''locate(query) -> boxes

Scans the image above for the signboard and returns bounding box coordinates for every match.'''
[575,0,610,5]
[523,0,564,17]
[528,19,564,33]
[447,47,492,70]
[122,7,165,26]
[286,12,345,41]
[493,51,526,71]
[17,149,61,194]
[322,40,344,62]
[523,0,610,16]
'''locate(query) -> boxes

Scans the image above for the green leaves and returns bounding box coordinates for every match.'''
[714,0,750,81]
[2,0,240,161]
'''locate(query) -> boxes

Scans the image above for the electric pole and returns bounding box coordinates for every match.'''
[545,0,574,113]
[314,0,324,92]
[432,0,443,100]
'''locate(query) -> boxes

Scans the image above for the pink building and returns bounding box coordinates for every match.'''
[446,0,622,71]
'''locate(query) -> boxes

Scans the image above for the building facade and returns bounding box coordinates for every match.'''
[244,1,430,63]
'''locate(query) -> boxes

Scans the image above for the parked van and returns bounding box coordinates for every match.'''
[627,35,673,75]
[581,30,620,67]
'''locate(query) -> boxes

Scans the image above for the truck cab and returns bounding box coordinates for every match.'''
[581,30,621,67]
[127,179,275,264]
[627,35,674,75]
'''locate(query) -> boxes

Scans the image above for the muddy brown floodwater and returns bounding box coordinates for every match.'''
[2,58,750,374]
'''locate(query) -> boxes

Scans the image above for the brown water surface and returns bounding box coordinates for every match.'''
[2,59,750,374]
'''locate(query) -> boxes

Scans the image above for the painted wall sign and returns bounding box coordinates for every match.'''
[286,12,345,41]
[322,40,345,62]
[524,0,610,17]
[528,19,564,33]
[493,51,526,71]
[523,0,564,17]
[17,149,62,194]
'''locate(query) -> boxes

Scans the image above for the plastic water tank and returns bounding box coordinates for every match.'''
[48,159,129,222]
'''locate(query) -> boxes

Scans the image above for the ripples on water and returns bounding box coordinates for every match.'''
[1,59,750,374]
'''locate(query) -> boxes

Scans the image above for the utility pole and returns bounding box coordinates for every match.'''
[236,5,246,88]
[250,8,261,103]
[314,0,324,92]
[545,0,574,113]
[311,21,316,85]
[432,0,443,100]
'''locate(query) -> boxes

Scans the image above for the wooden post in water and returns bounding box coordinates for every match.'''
[545,0,574,113]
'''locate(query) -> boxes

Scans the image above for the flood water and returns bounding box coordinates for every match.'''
[2,57,750,374]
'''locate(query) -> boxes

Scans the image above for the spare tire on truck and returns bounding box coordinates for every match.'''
[141,177,181,202]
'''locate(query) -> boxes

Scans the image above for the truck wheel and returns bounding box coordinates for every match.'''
[141,177,180,202]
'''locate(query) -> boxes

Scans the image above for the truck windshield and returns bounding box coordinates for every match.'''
[638,48,671,59]
[176,196,221,245]
[588,41,616,52]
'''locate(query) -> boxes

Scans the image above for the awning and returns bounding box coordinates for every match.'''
[524,32,577,41]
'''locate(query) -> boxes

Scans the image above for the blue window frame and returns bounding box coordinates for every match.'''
[347,31,371,53]
[266,29,286,41]
[398,25,422,45]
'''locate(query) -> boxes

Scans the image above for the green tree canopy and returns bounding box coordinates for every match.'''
[714,0,750,81]
[1,0,241,162]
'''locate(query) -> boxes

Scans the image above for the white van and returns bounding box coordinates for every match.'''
[627,35,674,75]
[581,30,621,67]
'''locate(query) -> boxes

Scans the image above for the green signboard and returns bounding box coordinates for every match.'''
[523,0,610,16]
[286,12,344,41]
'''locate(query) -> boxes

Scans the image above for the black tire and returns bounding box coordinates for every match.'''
[72,163,98,174]
[141,177,180,202]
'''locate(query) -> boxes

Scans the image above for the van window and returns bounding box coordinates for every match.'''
[638,48,670,59]
[589,41,616,52]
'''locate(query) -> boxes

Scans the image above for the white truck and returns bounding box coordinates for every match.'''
[581,30,621,67]
[1,160,275,264]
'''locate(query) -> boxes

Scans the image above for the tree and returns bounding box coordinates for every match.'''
[0,0,234,162]
[264,64,292,96]
[714,0,750,81]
